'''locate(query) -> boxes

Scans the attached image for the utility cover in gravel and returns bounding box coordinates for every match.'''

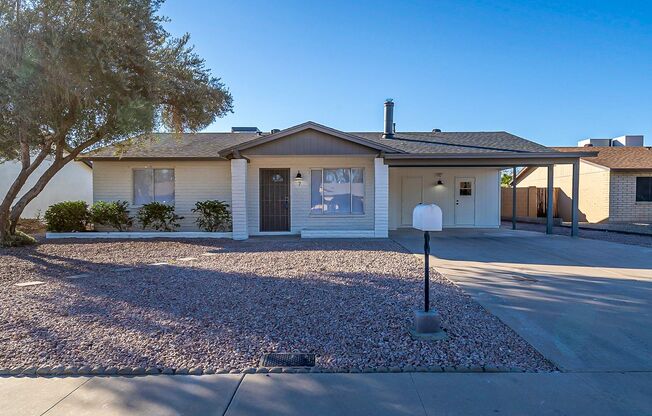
[0,239,554,371]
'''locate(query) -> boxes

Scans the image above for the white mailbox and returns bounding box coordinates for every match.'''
[412,203,443,232]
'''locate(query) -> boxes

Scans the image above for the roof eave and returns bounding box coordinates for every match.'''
[384,151,598,159]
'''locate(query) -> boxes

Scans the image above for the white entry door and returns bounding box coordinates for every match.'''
[401,176,423,226]
[455,177,475,225]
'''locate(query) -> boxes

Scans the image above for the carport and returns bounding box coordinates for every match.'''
[385,150,596,236]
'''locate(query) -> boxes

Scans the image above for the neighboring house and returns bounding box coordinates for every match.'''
[0,157,93,219]
[80,101,588,239]
[515,136,652,224]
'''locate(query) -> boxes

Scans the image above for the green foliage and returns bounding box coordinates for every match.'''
[136,202,183,231]
[192,200,231,232]
[501,172,514,187]
[44,201,89,232]
[90,201,133,231]
[1,230,36,247]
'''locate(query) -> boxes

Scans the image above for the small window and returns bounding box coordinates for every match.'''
[636,177,652,202]
[310,168,364,214]
[459,181,472,196]
[133,168,175,205]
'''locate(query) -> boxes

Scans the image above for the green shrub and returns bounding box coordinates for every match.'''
[90,201,133,231]
[136,202,184,231]
[1,231,37,247]
[192,200,232,232]
[44,201,89,232]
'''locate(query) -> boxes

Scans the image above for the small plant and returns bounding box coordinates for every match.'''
[1,230,37,247]
[90,201,133,231]
[192,200,232,232]
[136,202,184,231]
[44,201,89,232]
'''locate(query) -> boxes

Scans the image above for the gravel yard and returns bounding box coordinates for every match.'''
[0,238,553,372]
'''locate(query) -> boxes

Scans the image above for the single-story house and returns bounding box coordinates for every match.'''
[515,136,651,224]
[80,101,592,239]
[0,156,92,219]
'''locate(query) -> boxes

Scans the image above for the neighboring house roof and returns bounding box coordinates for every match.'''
[553,146,652,170]
[80,121,567,161]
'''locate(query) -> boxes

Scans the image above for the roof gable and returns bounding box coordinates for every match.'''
[218,121,402,157]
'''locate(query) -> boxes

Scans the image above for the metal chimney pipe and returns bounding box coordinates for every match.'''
[383,99,394,139]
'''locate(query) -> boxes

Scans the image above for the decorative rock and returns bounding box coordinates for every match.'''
[118,367,132,375]
[36,366,51,375]
[442,366,456,373]
[204,368,216,375]
[509,367,525,373]
[77,366,91,375]
[51,366,65,374]
[216,369,229,374]
[242,368,256,374]
[10,367,24,375]
[294,368,309,373]
[104,367,118,375]
[189,367,203,375]
[175,368,189,375]
[349,368,361,373]
[362,367,376,373]
[91,366,105,375]
[22,367,37,375]
[269,367,282,373]
[415,367,429,372]
[228,369,240,374]
[376,367,389,373]
[255,368,269,374]
[427,366,443,372]
[131,367,145,375]
[0,368,11,375]
[160,368,174,375]
[309,367,322,373]
[145,367,159,375]
[282,368,296,373]
[402,366,416,372]
[388,367,402,373]
[63,366,77,375]
[482,366,501,373]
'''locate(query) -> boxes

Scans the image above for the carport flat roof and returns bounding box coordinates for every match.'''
[384,151,596,167]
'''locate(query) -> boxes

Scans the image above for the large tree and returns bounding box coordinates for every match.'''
[0,0,233,244]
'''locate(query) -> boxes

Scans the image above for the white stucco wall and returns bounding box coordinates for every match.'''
[388,167,501,229]
[0,158,92,218]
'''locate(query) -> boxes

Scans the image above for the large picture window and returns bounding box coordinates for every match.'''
[133,168,175,205]
[311,168,364,214]
[636,177,652,202]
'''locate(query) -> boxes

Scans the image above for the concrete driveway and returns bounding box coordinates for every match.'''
[391,228,652,372]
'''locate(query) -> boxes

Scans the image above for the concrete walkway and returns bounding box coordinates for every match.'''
[3,371,651,415]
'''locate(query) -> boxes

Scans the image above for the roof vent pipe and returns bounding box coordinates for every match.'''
[383,99,394,139]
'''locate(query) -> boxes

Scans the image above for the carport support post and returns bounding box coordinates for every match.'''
[424,231,430,312]
[546,164,554,234]
[571,159,580,237]
[512,167,517,230]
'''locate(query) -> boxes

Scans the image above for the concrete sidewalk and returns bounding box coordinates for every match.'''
[2,372,651,416]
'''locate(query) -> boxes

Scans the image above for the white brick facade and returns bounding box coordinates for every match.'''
[609,171,652,223]
[230,158,249,240]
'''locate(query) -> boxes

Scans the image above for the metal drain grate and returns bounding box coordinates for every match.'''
[260,353,316,367]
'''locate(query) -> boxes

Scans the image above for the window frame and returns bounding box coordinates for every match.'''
[132,168,176,207]
[310,167,365,215]
[635,176,652,202]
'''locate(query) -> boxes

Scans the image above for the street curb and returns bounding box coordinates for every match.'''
[0,365,533,377]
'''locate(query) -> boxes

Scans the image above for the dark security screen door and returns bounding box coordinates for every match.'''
[260,168,290,232]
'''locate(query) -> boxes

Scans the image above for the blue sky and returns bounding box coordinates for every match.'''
[160,0,652,146]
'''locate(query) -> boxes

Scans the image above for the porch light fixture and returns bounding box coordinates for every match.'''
[294,171,303,186]
[435,173,444,186]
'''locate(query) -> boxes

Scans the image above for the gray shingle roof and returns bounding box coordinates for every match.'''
[82,128,554,159]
